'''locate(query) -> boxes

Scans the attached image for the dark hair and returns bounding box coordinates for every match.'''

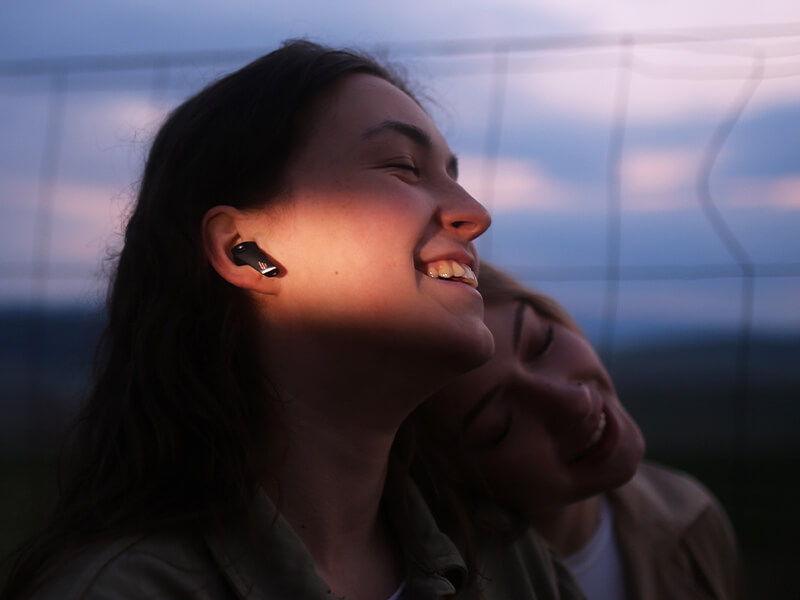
[2,40,411,598]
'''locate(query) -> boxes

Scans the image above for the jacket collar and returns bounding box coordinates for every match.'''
[204,484,466,599]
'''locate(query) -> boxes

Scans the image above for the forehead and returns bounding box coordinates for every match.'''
[483,301,521,352]
[302,73,448,150]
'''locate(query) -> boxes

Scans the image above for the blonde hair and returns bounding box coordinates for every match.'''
[477,262,583,335]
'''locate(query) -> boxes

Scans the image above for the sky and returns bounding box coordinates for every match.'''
[1,0,799,346]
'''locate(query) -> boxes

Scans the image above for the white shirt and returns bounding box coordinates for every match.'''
[563,495,629,600]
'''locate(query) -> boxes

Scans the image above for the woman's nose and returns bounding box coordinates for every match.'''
[439,183,492,242]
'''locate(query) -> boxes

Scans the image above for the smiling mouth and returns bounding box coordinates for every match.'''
[585,411,607,450]
[572,410,608,462]
[424,259,478,288]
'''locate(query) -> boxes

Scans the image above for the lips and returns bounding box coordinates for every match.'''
[569,402,622,465]
[565,381,615,463]
[584,411,607,451]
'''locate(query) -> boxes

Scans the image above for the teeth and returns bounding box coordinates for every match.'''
[586,412,607,449]
[462,265,477,284]
[425,260,478,288]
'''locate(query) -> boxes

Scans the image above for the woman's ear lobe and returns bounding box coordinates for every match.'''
[202,205,280,292]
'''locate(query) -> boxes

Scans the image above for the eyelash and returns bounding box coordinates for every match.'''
[388,163,420,177]
[538,323,554,357]
[470,324,554,453]
[487,410,513,450]
[466,388,513,452]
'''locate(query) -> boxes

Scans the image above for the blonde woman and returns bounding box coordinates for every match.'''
[413,263,741,599]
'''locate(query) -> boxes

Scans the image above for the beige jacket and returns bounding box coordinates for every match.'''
[609,462,742,600]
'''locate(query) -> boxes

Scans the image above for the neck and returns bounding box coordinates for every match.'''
[529,495,604,557]
[256,327,443,600]
[263,397,398,547]
[260,393,405,600]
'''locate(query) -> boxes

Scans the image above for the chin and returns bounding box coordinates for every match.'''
[388,319,495,391]
[451,320,495,372]
[605,432,646,490]
[606,461,640,491]
[622,418,646,470]
[570,444,644,500]
[604,406,646,487]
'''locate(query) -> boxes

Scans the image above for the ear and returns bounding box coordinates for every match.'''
[202,205,280,294]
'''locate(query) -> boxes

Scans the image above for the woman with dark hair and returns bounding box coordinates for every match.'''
[413,263,741,600]
[0,41,548,600]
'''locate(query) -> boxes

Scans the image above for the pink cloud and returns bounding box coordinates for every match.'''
[457,154,577,212]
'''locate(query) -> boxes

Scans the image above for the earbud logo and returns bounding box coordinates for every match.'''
[231,241,279,277]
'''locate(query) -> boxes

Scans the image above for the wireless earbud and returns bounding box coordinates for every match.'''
[231,241,280,277]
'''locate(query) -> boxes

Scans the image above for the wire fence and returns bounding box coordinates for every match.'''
[2,23,800,594]
[1,23,799,456]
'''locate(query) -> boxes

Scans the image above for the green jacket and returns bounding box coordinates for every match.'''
[475,533,586,600]
[29,484,581,599]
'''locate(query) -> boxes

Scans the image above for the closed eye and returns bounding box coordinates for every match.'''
[386,163,420,177]
[462,384,513,452]
[521,320,554,367]
[537,323,554,357]
[469,409,512,452]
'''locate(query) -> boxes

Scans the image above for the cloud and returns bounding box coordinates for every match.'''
[457,154,577,212]
[722,176,800,211]
[535,0,800,31]
[623,148,695,193]
[1,173,129,263]
[503,46,799,126]
[0,1,565,60]
[771,176,800,209]
[462,147,705,215]
[720,101,800,178]
[619,147,697,210]
[1,2,798,313]
[0,172,123,304]
[5,1,798,67]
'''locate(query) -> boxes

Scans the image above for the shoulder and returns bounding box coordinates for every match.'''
[31,532,233,600]
[477,531,585,600]
[610,461,742,599]
[612,461,730,531]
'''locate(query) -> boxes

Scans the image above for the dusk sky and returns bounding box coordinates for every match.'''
[1,1,799,345]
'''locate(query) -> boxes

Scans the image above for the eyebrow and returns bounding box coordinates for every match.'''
[361,119,459,178]
[512,302,527,353]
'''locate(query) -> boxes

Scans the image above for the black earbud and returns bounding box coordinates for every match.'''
[231,241,280,277]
